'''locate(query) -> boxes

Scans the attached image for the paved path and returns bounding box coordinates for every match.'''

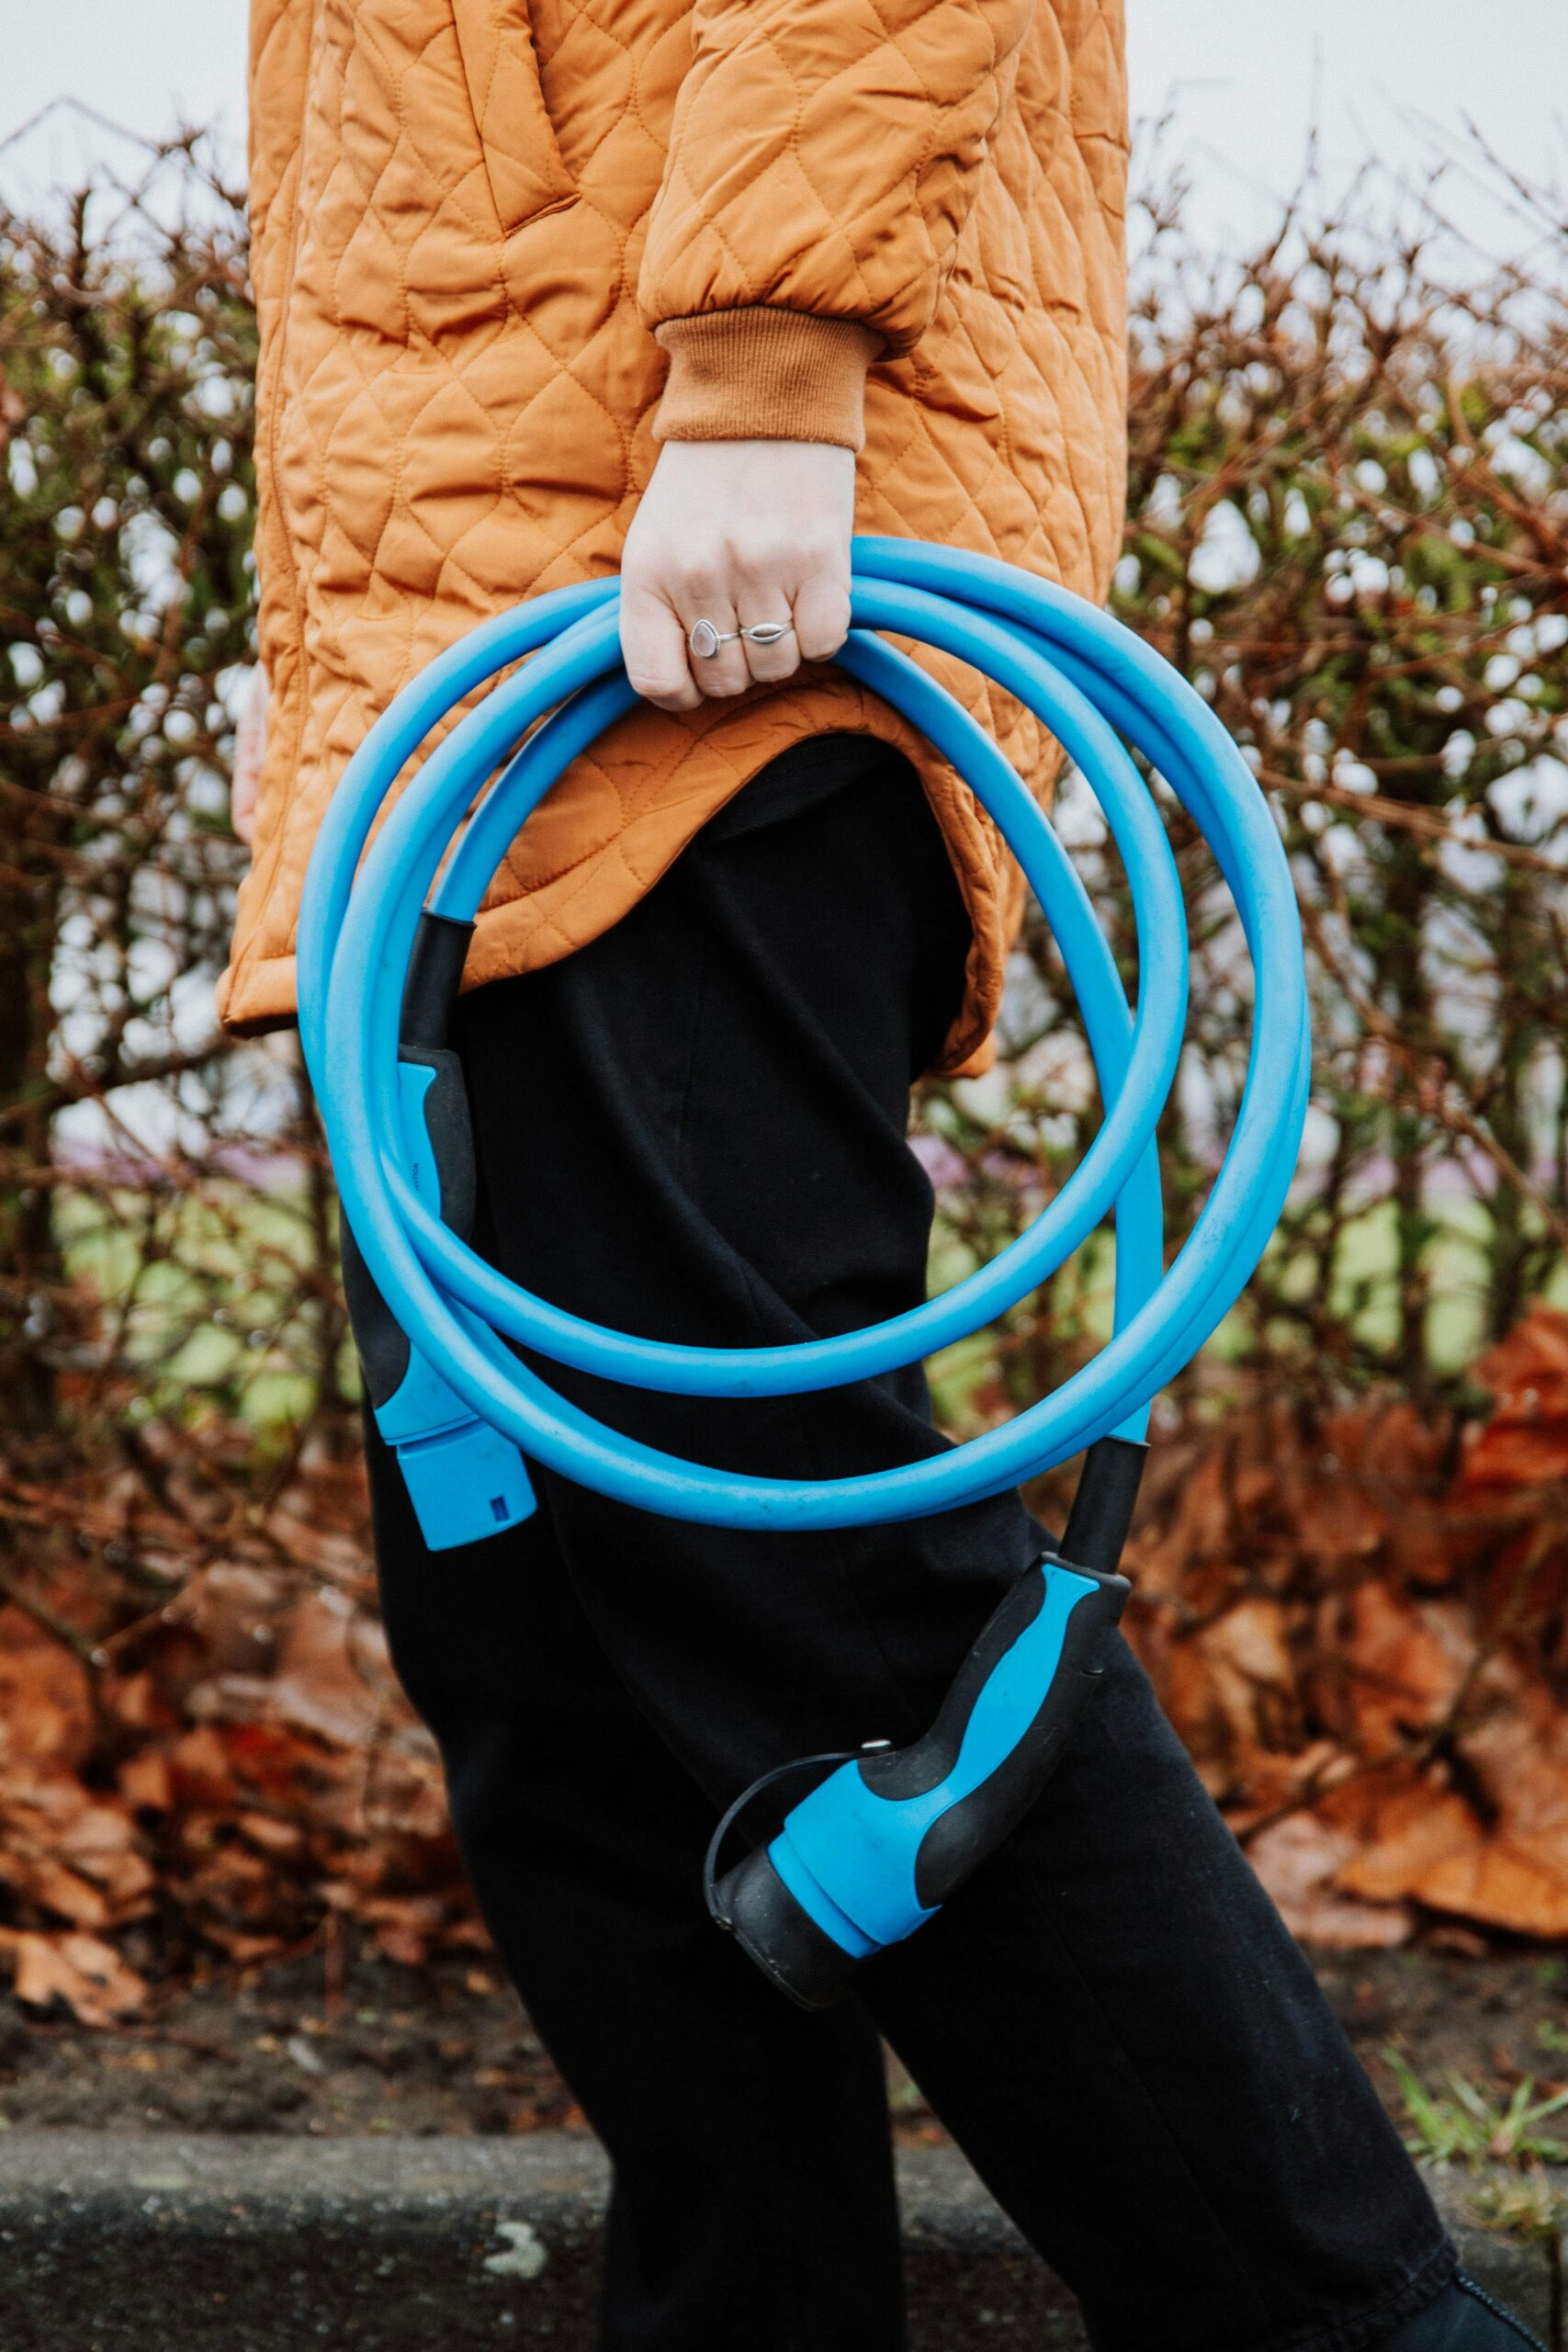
[0,2132,1555,2348]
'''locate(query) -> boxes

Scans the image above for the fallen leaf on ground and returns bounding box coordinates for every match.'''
[0,1928,149,2025]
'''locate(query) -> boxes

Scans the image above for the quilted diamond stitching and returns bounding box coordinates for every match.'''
[225,0,1129,1075]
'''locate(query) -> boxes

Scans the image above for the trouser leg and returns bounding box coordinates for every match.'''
[377,740,1452,2351]
[370,1426,907,2352]
[864,1637,1453,2352]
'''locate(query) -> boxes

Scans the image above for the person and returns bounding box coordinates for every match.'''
[227,5,1539,2346]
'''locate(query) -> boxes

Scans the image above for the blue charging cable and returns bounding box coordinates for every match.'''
[299,536,1310,2006]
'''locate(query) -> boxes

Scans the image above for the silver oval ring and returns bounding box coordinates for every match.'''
[688,618,794,660]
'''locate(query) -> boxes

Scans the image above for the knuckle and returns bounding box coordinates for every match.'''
[733,537,787,589]
[680,560,723,608]
[797,609,849,662]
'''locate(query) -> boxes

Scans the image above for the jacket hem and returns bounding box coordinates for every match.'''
[216,727,1013,1075]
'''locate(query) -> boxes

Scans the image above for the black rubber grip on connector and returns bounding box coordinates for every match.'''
[908,1561,1128,1909]
[859,1433,1145,1908]
[340,911,480,1410]
[339,1034,479,1412]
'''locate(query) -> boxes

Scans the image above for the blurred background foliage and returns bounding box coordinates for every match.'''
[923,174,1568,1437]
[0,138,1564,2007]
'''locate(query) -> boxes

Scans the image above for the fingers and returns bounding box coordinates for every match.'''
[232,772,257,845]
[671,576,750,699]
[733,583,801,688]
[231,664,266,844]
[621,579,763,709]
[792,562,852,665]
[618,581,703,713]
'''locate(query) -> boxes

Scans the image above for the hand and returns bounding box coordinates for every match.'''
[619,439,854,713]
[231,665,267,846]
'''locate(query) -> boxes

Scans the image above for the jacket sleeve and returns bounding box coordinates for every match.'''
[638,0,1040,449]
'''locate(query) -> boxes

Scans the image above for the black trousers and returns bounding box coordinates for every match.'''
[368,741,1452,2352]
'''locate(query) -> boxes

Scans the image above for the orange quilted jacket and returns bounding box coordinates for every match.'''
[222,0,1129,1068]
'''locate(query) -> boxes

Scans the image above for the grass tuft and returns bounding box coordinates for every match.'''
[1384,2049,1568,2169]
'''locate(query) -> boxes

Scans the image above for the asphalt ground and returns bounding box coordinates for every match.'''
[0,2132,1555,2352]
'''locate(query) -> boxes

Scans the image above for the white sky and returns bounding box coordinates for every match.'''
[0,1,1562,261]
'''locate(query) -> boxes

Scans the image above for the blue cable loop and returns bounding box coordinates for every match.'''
[299,537,1309,1532]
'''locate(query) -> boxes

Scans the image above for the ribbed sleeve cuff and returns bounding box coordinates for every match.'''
[653,310,881,450]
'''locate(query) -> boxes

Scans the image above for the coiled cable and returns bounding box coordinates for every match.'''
[299,536,1309,1532]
